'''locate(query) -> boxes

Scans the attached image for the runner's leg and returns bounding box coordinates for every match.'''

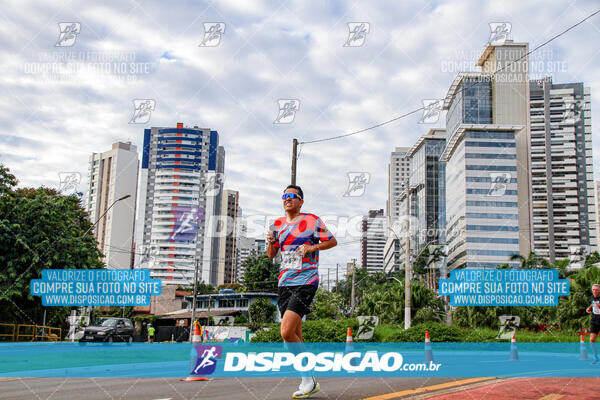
[281,310,302,342]
[296,318,303,342]
[591,333,597,357]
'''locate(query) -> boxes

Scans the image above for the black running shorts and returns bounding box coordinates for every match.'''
[278,285,318,318]
[591,320,600,335]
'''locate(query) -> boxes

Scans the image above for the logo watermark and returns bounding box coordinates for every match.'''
[488,22,512,46]
[129,99,155,124]
[169,206,204,242]
[140,245,159,266]
[23,51,155,83]
[487,172,511,196]
[202,172,225,196]
[192,345,223,375]
[563,99,584,123]
[199,23,225,47]
[343,172,370,197]
[55,22,80,47]
[58,172,81,195]
[274,99,300,124]
[344,23,370,47]
[419,99,443,124]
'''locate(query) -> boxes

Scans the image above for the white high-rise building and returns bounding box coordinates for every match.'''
[595,181,600,248]
[217,189,239,285]
[133,122,225,286]
[387,147,411,219]
[235,236,255,284]
[384,147,410,273]
[85,142,139,269]
[529,79,597,260]
[235,238,267,284]
[361,209,386,273]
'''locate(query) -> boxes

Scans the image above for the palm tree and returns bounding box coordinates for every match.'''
[413,244,446,279]
[509,252,549,269]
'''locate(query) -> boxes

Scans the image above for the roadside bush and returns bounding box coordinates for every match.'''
[461,327,498,342]
[251,318,358,342]
[306,289,345,320]
[387,322,464,342]
[250,324,282,342]
[248,297,276,324]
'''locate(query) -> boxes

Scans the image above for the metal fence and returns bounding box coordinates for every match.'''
[0,323,62,341]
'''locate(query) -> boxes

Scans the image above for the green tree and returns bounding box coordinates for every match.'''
[357,278,443,324]
[0,167,104,328]
[248,297,276,324]
[196,281,216,294]
[0,164,17,197]
[585,252,600,268]
[179,281,216,294]
[413,244,446,279]
[557,266,600,330]
[242,255,279,292]
[217,283,244,292]
[306,289,346,320]
[509,252,549,269]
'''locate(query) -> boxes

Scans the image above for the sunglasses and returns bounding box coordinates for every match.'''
[282,193,302,200]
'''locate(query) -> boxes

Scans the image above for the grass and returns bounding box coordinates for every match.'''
[372,324,583,342]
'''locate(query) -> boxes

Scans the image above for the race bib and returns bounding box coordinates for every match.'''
[281,250,302,270]
[593,301,600,315]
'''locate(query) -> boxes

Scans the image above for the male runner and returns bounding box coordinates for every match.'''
[586,283,600,363]
[147,324,155,343]
[267,184,337,399]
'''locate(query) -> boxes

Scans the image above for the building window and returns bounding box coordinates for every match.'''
[237,299,249,308]
[219,299,235,308]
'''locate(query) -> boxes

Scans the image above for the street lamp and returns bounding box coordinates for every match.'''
[81,193,131,337]
[389,276,402,285]
[82,194,132,238]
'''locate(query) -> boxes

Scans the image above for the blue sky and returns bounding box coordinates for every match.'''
[1,0,599,283]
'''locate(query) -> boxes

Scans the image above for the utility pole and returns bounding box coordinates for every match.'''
[291,138,298,185]
[350,258,356,311]
[327,268,330,291]
[336,263,339,293]
[405,190,412,330]
[189,258,200,341]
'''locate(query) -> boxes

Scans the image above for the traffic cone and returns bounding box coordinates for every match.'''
[580,334,589,361]
[191,322,203,343]
[345,327,358,369]
[509,333,519,361]
[424,330,434,363]
[345,327,354,353]
[181,322,211,382]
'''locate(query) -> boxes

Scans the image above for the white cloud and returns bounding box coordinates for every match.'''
[1,0,599,273]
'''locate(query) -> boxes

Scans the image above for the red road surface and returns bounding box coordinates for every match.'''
[427,378,600,400]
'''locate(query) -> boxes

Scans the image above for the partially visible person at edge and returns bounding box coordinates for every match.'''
[267,184,337,399]
[586,283,600,363]
[147,324,155,343]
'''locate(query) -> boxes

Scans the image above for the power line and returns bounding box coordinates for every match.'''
[300,108,423,144]
[299,9,600,145]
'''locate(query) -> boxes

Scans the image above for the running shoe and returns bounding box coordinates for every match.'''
[292,379,320,399]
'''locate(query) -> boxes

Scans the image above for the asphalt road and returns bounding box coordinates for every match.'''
[0,377,473,400]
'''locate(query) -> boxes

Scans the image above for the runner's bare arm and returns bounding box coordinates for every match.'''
[299,237,337,256]
[267,231,278,259]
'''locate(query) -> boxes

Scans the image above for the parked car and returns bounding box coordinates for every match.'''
[80,317,135,342]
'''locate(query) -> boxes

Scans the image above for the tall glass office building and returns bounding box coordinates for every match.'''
[441,75,522,269]
[407,129,447,248]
